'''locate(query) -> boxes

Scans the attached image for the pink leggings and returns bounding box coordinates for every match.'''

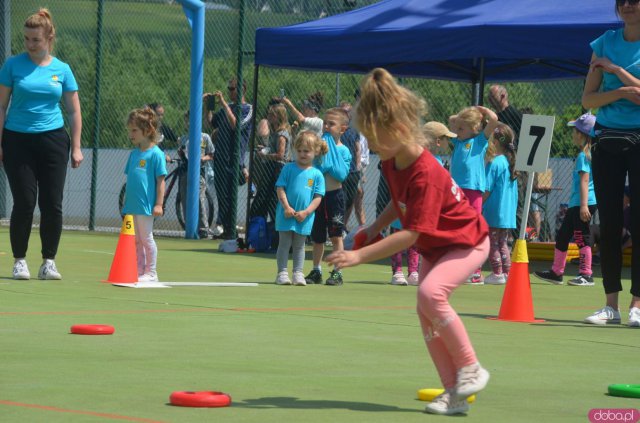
[390,227,419,273]
[417,236,490,389]
[462,188,483,214]
[488,227,511,275]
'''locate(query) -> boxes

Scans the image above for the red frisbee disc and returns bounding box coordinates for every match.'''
[353,231,383,250]
[70,324,115,335]
[169,391,232,408]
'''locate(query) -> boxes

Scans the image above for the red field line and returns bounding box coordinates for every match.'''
[0,400,166,423]
[0,305,414,316]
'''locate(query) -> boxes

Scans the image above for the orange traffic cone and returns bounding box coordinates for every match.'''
[491,239,545,323]
[104,215,138,284]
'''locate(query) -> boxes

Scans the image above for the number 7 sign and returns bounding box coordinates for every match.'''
[515,114,555,173]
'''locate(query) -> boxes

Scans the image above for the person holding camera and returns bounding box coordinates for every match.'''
[203,78,253,239]
[282,91,324,137]
[177,110,215,239]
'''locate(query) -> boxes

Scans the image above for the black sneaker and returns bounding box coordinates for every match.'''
[567,274,595,286]
[304,269,323,285]
[534,269,563,285]
[325,270,343,286]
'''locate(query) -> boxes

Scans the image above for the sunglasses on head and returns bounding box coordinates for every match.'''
[617,0,640,6]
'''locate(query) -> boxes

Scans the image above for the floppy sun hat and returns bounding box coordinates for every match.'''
[424,121,457,138]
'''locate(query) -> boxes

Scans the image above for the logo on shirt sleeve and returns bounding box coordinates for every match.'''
[450,178,462,202]
[398,202,407,216]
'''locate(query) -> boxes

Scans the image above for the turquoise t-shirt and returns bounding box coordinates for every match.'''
[275,163,325,235]
[313,133,352,182]
[123,146,168,216]
[450,132,488,191]
[482,155,518,229]
[591,29,640,129]
[0,53,78,133]
[568,152,597,208]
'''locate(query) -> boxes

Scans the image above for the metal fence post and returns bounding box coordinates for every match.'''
[89,0,105,231]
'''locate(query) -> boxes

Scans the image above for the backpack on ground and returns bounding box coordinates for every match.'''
[247,216,271,252]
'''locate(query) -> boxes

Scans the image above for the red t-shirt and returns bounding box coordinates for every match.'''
[382,150,488,262]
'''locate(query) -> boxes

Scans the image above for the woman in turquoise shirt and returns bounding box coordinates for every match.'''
[581,0,640,327]
[0,8,83,281]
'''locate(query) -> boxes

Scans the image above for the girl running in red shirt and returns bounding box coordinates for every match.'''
[326,68,490,415]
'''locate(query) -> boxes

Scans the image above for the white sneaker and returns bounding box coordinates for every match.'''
[628,307,640,327]
[138,273,159,282]
[276,271,291,285]
[484,273,506,285]
[424,389,469,415]
[584,306,621,325]
[292,271,307,286]
[38,259,62,280]
[407,272,420,286]
[13,259,30,280]
[455,363,490,398]
[390,271,408,286]
[212,225,224,237]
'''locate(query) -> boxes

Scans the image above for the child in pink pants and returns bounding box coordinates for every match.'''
[327,68,492,416]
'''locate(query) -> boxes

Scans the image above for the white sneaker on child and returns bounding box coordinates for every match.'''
[424,389,469,415]
[292,271,307,286]
[38,259,62,280]
[13,259,30,280]
[138,273,159,282]
[276,271,292,285]
[407,272,420,286]
[455,363,490,398]
[484,273,506,285]
[628,307,640,327]
[390,271,408,286]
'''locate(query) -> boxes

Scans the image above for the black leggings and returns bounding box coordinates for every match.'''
[2,128,70,259]
[555,205,597,251]
[591,141,640,297]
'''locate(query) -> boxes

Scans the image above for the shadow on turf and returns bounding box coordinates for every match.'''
[457,311,636,329]
[230,396,416,412]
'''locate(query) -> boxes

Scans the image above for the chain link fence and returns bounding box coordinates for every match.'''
[3,0,588,241]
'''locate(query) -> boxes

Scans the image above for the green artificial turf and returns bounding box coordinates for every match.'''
[1,228,638,422]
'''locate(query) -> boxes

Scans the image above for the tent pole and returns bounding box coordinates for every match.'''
[472,57,485,106]
[245,64,260,245]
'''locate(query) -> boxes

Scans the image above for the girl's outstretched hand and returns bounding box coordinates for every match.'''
[325,249,361,269]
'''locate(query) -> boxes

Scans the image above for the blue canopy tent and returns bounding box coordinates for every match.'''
[255,0,621,86]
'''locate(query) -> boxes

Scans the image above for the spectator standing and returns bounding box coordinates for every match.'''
[581,0,640,327]
[339,101,361,231]
[177,111,215,239]
[482,124,519,285]
[0,8,83,280]
[251,102,292,223]
[487,85,523,145]
[204,78,253,239]
[122,108,167,282]
[449,106,499,284]
[274,131,326,286]
[282,92,324,137]
[534,113,597,287]
[148,102,178,149]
